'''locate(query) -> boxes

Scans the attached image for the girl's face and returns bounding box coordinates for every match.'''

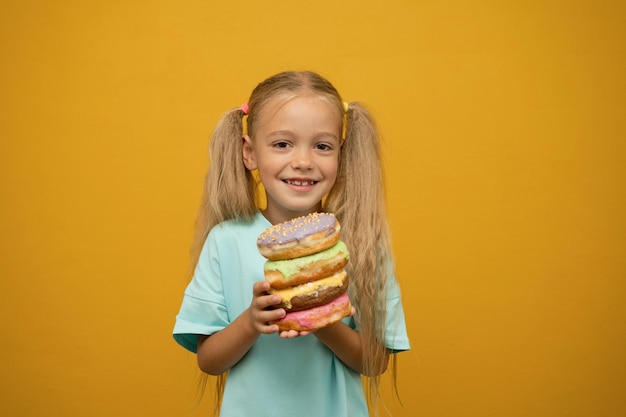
[243,95,342,224]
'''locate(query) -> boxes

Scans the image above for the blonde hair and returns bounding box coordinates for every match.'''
[190,71,397,415]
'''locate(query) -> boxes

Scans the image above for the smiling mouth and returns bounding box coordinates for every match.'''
[283,179,317,186]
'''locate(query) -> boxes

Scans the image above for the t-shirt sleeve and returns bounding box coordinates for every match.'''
[173,232,230,353]
[384,269,411,353]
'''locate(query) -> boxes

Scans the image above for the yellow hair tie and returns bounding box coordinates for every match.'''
[342,101,349,113]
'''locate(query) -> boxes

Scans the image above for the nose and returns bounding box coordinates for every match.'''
[291,147,313,170]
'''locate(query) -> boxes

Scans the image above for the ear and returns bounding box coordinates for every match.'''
[242,135,257,170]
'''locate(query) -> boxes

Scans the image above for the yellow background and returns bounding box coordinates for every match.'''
[1,1,625,416]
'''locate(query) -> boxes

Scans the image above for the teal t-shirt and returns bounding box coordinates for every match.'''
[173,212,410,417]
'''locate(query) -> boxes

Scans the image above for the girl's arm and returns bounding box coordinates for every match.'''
[196,280,285,375]
[314,321,390,376]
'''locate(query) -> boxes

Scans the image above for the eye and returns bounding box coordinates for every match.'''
[315,143,333,151]
[272,141,291,149]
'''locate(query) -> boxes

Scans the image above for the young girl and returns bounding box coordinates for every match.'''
[173,71,410,417]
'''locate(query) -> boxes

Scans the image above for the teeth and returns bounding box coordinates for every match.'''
[286,179,315,186]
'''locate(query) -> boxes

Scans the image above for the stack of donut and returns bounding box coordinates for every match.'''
[257,212,351,331]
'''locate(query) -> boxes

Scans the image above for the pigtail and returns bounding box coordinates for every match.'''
[189,107,257,417]
[325,102,394,414]
[190,107,257,274]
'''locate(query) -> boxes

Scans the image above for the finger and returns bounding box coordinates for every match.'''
[256,307,285,323]
[255,293,282,310]
[279,330,299,338]
[250,308,284,334]
[279,329,312,338]
[252,280,271,296]
[258,323,280,335]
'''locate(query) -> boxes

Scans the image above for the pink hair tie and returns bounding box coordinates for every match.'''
[240,103,249,115]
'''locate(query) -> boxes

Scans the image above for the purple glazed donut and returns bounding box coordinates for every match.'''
[257,213,341,260]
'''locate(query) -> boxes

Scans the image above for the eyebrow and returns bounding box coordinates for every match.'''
[267,130,295,138]
[267,130,339,141]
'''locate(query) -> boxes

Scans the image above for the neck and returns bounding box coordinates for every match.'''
[262,204,323,225]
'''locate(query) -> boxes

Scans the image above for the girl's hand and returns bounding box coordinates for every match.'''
[248,281,285,334]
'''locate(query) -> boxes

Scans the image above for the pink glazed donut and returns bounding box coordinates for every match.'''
[272,293,352,331]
